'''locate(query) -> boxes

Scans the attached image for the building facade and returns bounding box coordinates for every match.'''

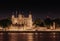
[11,12,33,29]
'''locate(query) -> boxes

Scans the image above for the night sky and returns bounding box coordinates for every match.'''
[0,1,60,20]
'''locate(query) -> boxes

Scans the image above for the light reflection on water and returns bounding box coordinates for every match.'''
[0,32,60,41]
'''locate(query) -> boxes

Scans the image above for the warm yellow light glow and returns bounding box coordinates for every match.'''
[27,33,33,41]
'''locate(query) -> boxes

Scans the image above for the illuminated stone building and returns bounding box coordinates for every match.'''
[11,11,33,30]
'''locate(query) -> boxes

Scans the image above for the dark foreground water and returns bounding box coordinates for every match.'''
[0,32,60,41]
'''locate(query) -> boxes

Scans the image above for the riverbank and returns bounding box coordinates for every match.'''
[0,31,60,33]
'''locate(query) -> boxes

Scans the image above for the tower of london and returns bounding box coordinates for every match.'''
[10,11,33,30]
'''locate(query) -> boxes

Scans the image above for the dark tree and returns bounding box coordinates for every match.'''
[53,18,60,27]
[0,18,12,28]
[33,17,44,27]
[44,16,52,29]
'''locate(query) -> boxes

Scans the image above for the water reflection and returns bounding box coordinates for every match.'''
[0,32,60,41]
[0,33,3,41]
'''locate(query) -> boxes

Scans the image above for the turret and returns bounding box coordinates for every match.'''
[29,11,32,19]
[28,11,33,28]
[11,15,17,24]
[18,11,24,19]
[12,14,15,19]
[53,22,55,29]
[18,14,23,19]
[11,14,15,24]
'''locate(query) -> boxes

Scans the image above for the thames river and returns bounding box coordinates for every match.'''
[0,32,60,41]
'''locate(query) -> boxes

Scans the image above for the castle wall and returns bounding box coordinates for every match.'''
[11,14,33,29]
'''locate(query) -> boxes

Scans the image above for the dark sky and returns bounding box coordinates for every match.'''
[0,1,60,20]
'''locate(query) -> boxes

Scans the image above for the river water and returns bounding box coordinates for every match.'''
[0,32,60,41]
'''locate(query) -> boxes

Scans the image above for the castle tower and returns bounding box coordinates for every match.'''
[18,11,24,19]
[11,14,15,24]
[53,22,55,29]
[28,11,33,29]
[18,14,23,19]
[29,11,32,19]
[12,14,15,19]
[11,12,17,24]
[18,14,23,24]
